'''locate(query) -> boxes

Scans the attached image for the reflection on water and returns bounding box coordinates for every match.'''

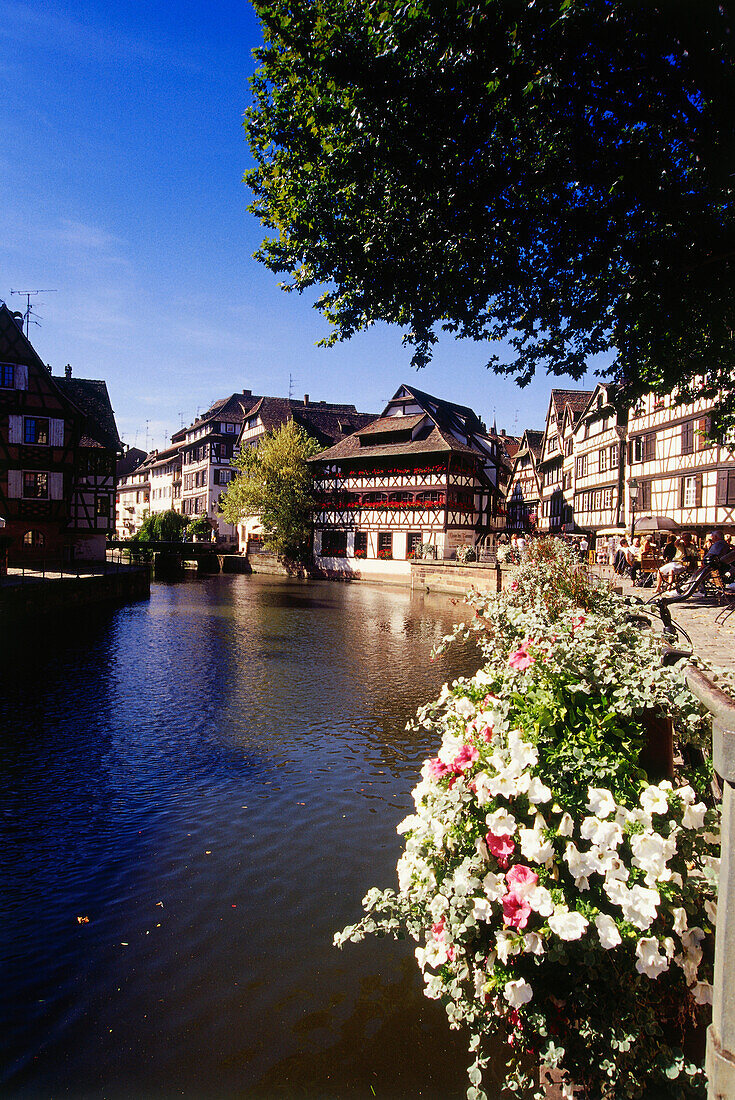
[0,575,498,1099]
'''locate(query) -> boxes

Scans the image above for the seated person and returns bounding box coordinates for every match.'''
[704,529,729,561]
[655,539,691,594]
[614,537,630,574]
[661,534,677,564]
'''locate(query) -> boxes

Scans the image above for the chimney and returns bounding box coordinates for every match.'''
[65,364,72,379]
[242,389,251,398]
[304,394,309,405]
[11,311,24,330]
[501,428,506,437]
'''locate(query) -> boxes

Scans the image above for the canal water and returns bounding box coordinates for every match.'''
[0,575,492,1099]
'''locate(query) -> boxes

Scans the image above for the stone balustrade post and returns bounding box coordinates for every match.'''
[685,666,735,1100]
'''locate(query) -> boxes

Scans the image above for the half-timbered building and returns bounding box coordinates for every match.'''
[626,390,735,536]
[0,304,121,561]
[505,430,544,532]
[571,385,628,534]
[538,389,593,533]
[310,385,507,581]
[235,394,376,551]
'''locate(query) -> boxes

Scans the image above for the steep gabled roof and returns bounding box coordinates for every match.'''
[116,446,147,477]
[523,430,545,459]
[0,303,48,371]
[53,376,122,451]
[550,388,594,421]
[310,384,497,465]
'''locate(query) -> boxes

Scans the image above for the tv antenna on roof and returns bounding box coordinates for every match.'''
[288,372,294,400]
[10,289,58,335]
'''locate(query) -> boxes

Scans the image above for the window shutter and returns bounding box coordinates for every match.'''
[717,469,728,506]
[14,365,28,390]
[49,419,64,447]
[695,474,703,508]
[8,415,22,444]
[48,472,64,500]
[645,433,656,461]
[680,477,686,508]
[7,469,21,497]
[681,421,693,455]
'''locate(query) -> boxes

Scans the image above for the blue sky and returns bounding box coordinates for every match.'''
[1,0,598,451]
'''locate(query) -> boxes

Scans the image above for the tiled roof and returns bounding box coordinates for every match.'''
[54,377,121,451]
[357,413,425,437]
[309,423,480,464]
[116,447,147,476]
[551,388,594,420]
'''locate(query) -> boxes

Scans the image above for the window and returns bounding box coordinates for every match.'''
[24,417,49,445]
[593,490,602,511]
[407,531,422,557]
[321,529,347,556]
[354,530,368,557]
[638,481,651,511]
[378,531,393,559]
[681,474,702,509]
[95,495,110,518]
[1,363,15,388]
[225,422,237,433]
[547,436,558,453]
[214,468,232,485]
[23,530,45,547]
[717,469,735,506]
[609,443,619,469]
[598,447,608,473]
[631,434,655,463]
[575,455,588,479]
[603,488,614,511]
[23,471,48,498]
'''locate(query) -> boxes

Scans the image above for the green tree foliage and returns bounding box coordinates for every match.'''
[134,509,189,543]
[246,0,735,437]
[218,420,322,562]
[186,515,214,540]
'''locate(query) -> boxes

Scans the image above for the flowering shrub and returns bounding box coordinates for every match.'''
[353,548,367,559]
[456,545,477,564]
[377,547,393,560]
[335,539,721,1098]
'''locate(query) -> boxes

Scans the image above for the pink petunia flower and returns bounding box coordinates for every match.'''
[451,743,479,773]
[502,892,532,929]
[426,757,450,780]
[508,648,534,671]
[505,864,539,897]
[486,831,516,868]
[571,614,586,630]
[432,917,445,939]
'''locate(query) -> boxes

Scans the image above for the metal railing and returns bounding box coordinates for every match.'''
[3,549,148,584]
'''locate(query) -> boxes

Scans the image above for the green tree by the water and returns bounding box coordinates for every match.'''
[246,0,735,437]
[134,509,189,543]
[218,420,322,562]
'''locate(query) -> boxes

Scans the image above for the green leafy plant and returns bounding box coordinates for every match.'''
[336,539,722,1098]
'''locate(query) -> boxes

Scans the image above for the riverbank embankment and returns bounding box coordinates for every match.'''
[0,563,150,620]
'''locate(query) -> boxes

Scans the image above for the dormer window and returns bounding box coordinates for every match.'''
[1,363,15,388]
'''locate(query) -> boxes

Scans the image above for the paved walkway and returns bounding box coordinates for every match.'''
[592,566,735,670]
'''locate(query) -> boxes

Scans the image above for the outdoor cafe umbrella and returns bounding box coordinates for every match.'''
[631,514,679,533]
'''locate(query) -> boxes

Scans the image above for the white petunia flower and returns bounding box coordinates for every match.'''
[485,808,516,836]
[705,898,717,926]
[504,978,533,1007]
[454,696,476,718]
[595,912,621,949]
[672,907,688,935]
[640,785,669,815]
[507,729,538,772]
[483,870,507,901]
[635,937,669,979]
[580,816,623,850]
[557,812,574,837]
[496,930,521,964]
[519,816,554,863]
[675,784,696,805]
[587,787,616,820]
[527,885,554,917]
[606,883,660,931]
[527,776,552,804]
[523,932,545,955]
[473,897,494,922]
[548,908,589,941]
[682,802,707,830]
[630,831,677,886]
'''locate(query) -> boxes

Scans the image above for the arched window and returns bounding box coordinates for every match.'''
[23,530,45,548]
